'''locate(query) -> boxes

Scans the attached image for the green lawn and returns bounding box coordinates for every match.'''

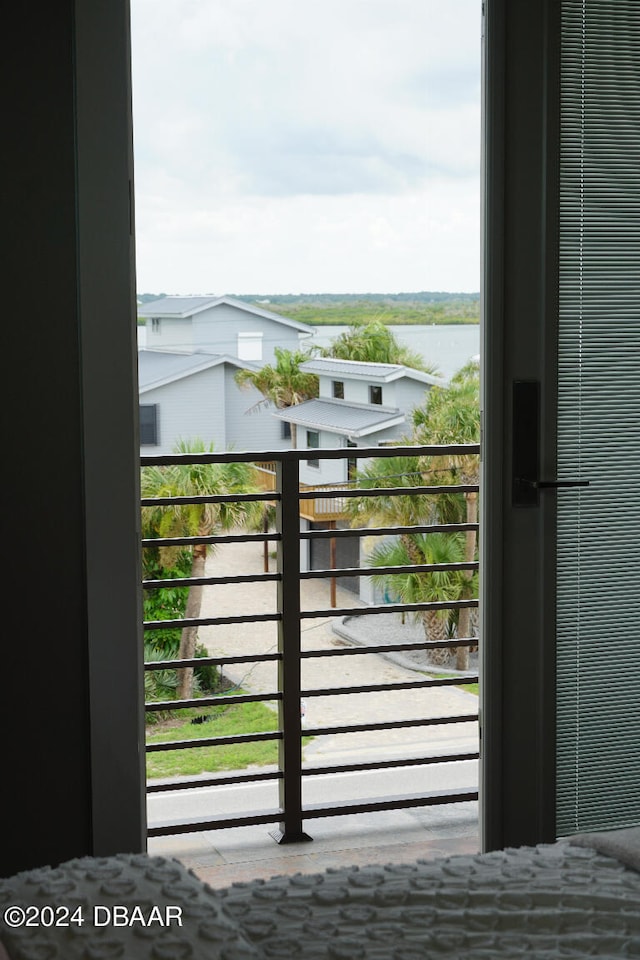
[146,695,314,779]
[146,698,281,779]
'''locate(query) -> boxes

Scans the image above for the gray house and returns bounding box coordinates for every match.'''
[138,351,293,455]
[274,357,444,597]
[275,357,444,486]
[138,295,313,361]
[137,296,314,454]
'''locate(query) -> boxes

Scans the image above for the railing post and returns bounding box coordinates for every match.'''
[270,456,312,844]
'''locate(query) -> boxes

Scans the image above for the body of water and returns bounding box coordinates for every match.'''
[307,324,479,380]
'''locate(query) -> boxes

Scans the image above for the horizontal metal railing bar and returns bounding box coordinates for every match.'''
[145,691,281,712]
[141,443,480,468]
[300,469,468,491]
[300,788,479,820]
[147,769,282,793]
[143,639,478,670]
[142,572,281,590]
[302,676,479,698]
[146,753,481,793]
[143,522,479,550]
[300,562,479,580]
[147,787,480,836]
[144,652,282,671]
[302,753,480,778]
[300,637,478,658]
[298,483,479,500]
[142,532,280,549]
[141,491,278,507]
[148,810,283,836]
[146,730,282,752]
[144,612,281,630]
[301,599,478,620]
[303,714,478,738]
[300,523,478,540]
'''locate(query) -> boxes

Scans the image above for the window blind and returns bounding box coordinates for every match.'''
[557,0,640,835]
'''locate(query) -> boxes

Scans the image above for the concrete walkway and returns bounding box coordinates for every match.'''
[196,539,477,749]
[148,538,479,886]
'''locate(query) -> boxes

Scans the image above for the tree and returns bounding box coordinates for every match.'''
[234,346,319,445]
[412,360,481,670]
[367,533,473,665]
[345,456,467,665]
[322,319,440,375]
[141,438,262,699]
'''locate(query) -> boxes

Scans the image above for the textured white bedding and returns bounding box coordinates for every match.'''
[2,838,640,958]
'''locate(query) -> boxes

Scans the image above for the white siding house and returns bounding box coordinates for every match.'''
[138,352,290,455]
[138,295,313,360]
[274,358,445,598]
[137,296,314,455]
[275,358,444,486]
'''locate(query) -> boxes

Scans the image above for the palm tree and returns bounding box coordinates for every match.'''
[345,454,436,529]
[141,438,262,699]
[346,456,468,665]
[412,360,480,669]
[322,319,440,375]
[367,533,471,666]
[234,346,319,445]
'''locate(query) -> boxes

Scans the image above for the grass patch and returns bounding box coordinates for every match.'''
[146,694,312,779]
[422,672,479,697]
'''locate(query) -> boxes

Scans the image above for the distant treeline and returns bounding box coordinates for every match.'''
[137,291,480,326]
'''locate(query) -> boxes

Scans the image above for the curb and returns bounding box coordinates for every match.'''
[332,615,479,681]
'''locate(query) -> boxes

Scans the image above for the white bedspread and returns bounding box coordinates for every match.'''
[3,839,640,958]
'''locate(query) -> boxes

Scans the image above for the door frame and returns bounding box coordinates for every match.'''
[480,0,561,851]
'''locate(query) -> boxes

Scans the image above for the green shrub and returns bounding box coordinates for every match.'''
[143,550,219,700]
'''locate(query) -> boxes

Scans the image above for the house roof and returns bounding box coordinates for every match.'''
[300,357,443,386]
[137,294,314,334]
[138,350,254,394]
[273,398,405,438]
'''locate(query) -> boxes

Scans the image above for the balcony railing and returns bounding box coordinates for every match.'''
[254,462,351,521]
[142,444,480,841]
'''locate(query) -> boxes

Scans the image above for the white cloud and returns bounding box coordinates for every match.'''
[130,0,481,294]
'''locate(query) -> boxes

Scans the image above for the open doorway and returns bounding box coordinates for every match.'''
[131,0,482,876]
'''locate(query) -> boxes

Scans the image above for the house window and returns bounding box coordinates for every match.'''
[346,438,358,481]
[369,385,383,405]
[139,404,159,445]
[237,332,263,361]
[151,318,161,332]
[332,380,344,399]
[306,429,320,467]
[281,420,291,440]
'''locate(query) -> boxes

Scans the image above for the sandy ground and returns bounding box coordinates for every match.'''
[196,538,479,764]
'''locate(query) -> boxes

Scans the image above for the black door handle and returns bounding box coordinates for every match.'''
[512,380,590,506]
[524,478,590,490]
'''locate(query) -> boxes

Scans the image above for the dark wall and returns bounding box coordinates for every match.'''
[1,1,92,875]
[1,0,145,876]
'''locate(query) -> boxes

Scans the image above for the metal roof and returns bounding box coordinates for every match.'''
[138,350,250,392]
[137,295,314,333]
[273,398,405,438]
[300,357,442,385]
[138,297,217,318]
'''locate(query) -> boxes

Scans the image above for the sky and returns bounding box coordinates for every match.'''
[130,0,481,296]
